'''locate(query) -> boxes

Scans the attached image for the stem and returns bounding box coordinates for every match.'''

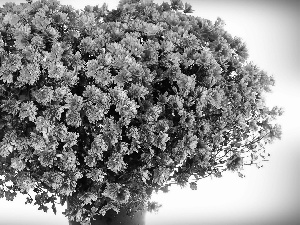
[241,132,270,152]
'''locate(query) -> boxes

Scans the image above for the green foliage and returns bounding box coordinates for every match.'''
[0,0,282,224]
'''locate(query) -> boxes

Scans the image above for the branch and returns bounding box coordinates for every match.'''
[241,132,270,152]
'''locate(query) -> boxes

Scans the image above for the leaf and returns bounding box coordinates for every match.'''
[226,154,243,171]
[38,205,49,212]
[79,192,98,205]
[238,172,245,178]
[10,157,26,171]
[147,201,162,213]
[3,13,19,26]
[170,0,184,11]
[102,183,121,201]
[153,131,170,151]
[159,2,171,12]
[153,167,170,186]
[18,63,41,85]
[38,151,56,167]
[25,196,33,204]
[59,149,78,171]
[183,2,194,13]
[66,111,82,128]
[107,153,127,174]
[31,9,51,31]
[141,169,151,184]
[86,169,106,182]
[86,60,112,86]
[189,182,197,190]
[33,86,55,105]
[52,203,57,215]
[0,143,14,157]
[99,202,120,216]
[5,191,17,201]
[84,155,97,168]
[65,94,83,111]
[214,171,222,178]
[35,116,54,140]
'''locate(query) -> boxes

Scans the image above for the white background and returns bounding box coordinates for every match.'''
[0,0,299,225]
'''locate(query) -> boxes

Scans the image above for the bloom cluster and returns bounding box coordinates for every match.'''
[0,0,282,224]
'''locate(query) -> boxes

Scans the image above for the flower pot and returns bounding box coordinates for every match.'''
[68,207,146,225]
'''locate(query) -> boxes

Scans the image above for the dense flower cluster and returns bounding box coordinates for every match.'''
[0,0,282,224]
